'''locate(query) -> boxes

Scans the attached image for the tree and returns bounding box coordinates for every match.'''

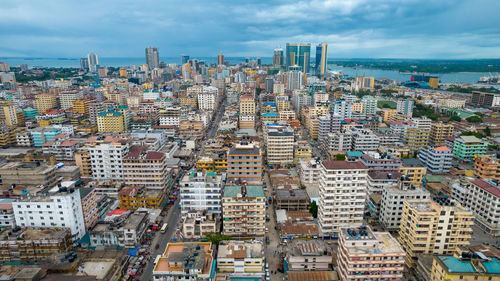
[449,115,461,122]
[460,131,485,138]
[466,116,483,123]
[309,201,318,218]
[485,126,491,136]
[205,232,231,245]
[335,154,346,161]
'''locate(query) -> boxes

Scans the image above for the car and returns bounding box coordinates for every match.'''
[266,237,270,244]
[266,271,270,277]
[265,263,269,270]
[265,227,269,232]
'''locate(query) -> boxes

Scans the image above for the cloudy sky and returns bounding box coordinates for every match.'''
[1,0,499,58]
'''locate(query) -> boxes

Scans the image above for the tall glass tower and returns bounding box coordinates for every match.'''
[286,43,311,73]
[315,43,328,75]
[145,46,160,69]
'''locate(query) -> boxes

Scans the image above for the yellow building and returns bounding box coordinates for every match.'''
[430,253,500,281]
[351,102,364,113]
[406,128,430,151]
[38,119,51,127]
[96,111,125,132]
[72,98,91,115]
[35,94,58,114]
[429,77,439,89]
[429,122,454,146]
[119,68,128,77]
[381,108,398,122]
[294,141,312,163]
[398,199,474,268]
[0,105,23,126]
[217,240,264,274]
[399,159,427,185]
[0,127,23,146]
[118,186,165,210]
[75,147,92,178]
[195,156,227,172]
[239,94,255,115]
[179,97,198,108]
[239,115,255,129]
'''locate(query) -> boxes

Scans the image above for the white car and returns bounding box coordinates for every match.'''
[265,263,269,270]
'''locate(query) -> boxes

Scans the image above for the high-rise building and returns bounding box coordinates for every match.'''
[80,58,89,71]
[453,136,488,161]
[396,98,414,117]
[145,46,160,69]
[180,170,223,215]
[123,146,169,190]
[429,122,454,146]
[398,199,474,267]
[88,136,129,181]
[96,111,125,132]
[35,93,58,114]
[418,146,453,174]
[361,95,377,115]
[180,54,190,65]
[227,142,263,182]
[87,53,99,72]
[315,43,328,75]
[222,185,266,237]
[337,226,405,281]
[318,161,368,236]
[286,43,311,73]
[287,65,303,91]
[217,53,224,66]
[273,48,284,67]
[264,124,294,165]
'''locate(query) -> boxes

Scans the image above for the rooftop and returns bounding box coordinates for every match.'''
[437,255,500,274]
[223,185,265,198]
[322,160,367,170]
[217,240,263,259]
[287,271,338,281]
[470,180,500,198]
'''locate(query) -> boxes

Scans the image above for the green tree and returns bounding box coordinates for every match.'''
[448,115,461,122]
[466,116,483,123]
[205,232,231,245]
[335,154,346,161]
[485,126,491,136]
[309,201,318,218]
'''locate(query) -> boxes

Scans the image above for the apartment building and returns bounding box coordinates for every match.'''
[0,228,72,262]
[264,125,294,165]
[474,155,500,180]
[380,178,430,231]
[79,187,99,231]
[299,159,321,187]
[324,130,352,152]
[318,161,368,236]
[90,212,148,248]
[16,130,32,146]
[180,170,223,215]
[239,93,255,115]
[396,98,414,117]
[35,93,58,113]
[418,146,453,174]
[179,120,204,139]
[351,128,380,151]
[197,92,217,111]
[429,122,454,146]
[182,211,217,239]
[399,158,427,185]
[158,107,181,126]
[360,153,403,172]
[276,189,310,211]
[88,101,106,125]
[88,136,129,181]
[42,138,81,161]
[222,185,266,237]
[59,91,83,110]
[361,95,377,115]
[318,113,342,140]
[30,126,62,146]
[451,180,500,237]
[337,226,405,281]
[285,240,334,271]
[13,183,86,239]
[0,161,58,187]
[227,142,263,182]
[123,146,169,189]
[72,98,92,115]
[430,252,500,281]
[97,111,125,132]
[453,136,488,162]
[118,186,165,210]
[217,240,264,276]
[367,171,400,195]
[406,128,430,151]
[398,199,474,267]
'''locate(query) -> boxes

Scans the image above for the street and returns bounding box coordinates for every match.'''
[141,199,181,281]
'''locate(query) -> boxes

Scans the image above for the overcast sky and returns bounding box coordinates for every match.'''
[1,0,499,58]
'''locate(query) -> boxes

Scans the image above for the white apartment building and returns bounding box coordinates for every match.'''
[412,117,432,130]
[324,130,352,152]
[124,148,169,190]
[318,161,368,236]
[59,91,83,110]
[264,125,294,165]
[318,114,342,140]
[217,240,264,276]
[158,107,181,126]
[380,178,430,231]
[89,138,129,181]
[197,92,216,110]
[418,146,453,174]
[367,171,399,195]
[299,159,321,186]
[451,179,500,236]
[361,95,378,115]
[0,199,16,227]
[351,128,380,151]
[16,131,32,146]
[13,182,85,239]
[180,170,223,216]
[332,99,352,119]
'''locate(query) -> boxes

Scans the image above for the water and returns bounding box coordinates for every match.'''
[0,57,489,83]
[328,65,488,84]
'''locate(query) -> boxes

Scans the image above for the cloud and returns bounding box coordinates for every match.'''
[0,0,498,58]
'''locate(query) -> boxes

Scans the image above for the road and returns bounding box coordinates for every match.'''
[199,97,226,156]
[141,199,181,281]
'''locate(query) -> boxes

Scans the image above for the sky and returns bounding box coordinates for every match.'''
[1,0,499,59]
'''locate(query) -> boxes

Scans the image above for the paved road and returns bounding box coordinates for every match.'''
[141,199,181,281]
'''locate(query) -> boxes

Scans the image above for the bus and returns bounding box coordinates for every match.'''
[160,223,168,234]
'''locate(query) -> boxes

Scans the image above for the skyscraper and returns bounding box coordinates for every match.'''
[286,43,311,73]
[315,42,328,75]
[80,58,89,72]
[273,48,284,67]
[180,54,190,65]
[217,53,224,66]
[87,53,99,72]
[287,65,303,91]
[145,47,160,69]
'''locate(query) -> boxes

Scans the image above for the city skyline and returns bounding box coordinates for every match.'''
[1,0,499,59]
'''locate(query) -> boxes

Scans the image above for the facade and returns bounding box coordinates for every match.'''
[35,94,58,114]
[361,95,377,115]
[265,125,294,165]
[197,92,216,111]
[124,147,169,189]
[13,184,86,239]
[275,189,310,211]
[0,161,58,187]
[351,128,380,151]
[90,212,148,248]
[286,240,333,271]
[337,226,405,281]
[88,137,129,181]
[399,158,427,185]
[406,128,430,151]
[180,170,223,215]
[380,178,430,231]
[97,111,125,132]
[239,94,255,115]
[398,199,474,267]
[474,155,500,180]
[42,138,81,161]
[430,253,500,281]
[396,98,414,117]
[59,91,83,110]
[79,187,99,231]
[418,146,453,174]
[286,43,311,73]
[429,122,454,146]
[318,114,342,140]
[222,185,266,237]
[182,211,217,239]
[145,46,160,69]
[119,186,165,210]
[453,136,488,161]
[470,91,500,108]
[318,161,368,236]
[227,142,262,182]
[30,126,61,146]
[217,240,264,276]
[315,43,328,75]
